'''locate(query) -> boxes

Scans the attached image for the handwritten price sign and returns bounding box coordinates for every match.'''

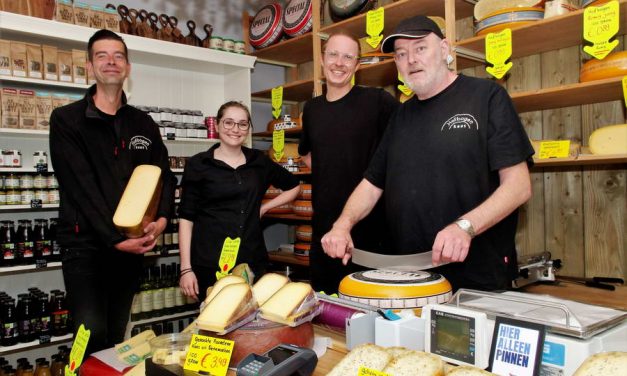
[184,334,234,376]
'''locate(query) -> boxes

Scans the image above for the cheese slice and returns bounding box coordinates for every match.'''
[589,124,627,155]
[252,273,289,306]
[259,282,314,323]
[197,283,254,332]
[204,275,247,305]
[113,165,162,238]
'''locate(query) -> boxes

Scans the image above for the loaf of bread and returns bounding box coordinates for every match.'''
[252,273,289,306]
[573,351,627,376]
[113,165,162,238]
[204,275,247,305]
[197,283,256,333]
[383,351,445,376]
[259,282,315,325]
[385,346,413,358]
[327,343,392,376]
[446,365,497,375]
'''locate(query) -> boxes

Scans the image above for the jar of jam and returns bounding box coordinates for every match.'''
[5,173,19,189]
[47,175,58,189]
[48,189,60,204]
[21,189,35,205]
[33,174,47,189]
[35,189,49,204]
[6,188,21,205]
[19,174,34,189]
[0,190,6,206]
[16,219,34,265]
[33,151,47,166]
[9,150,21,167]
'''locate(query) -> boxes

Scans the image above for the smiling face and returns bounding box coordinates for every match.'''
[87,39,130,87]
[217,106,250,148]
[322,34,360,90]
[393,33,450,99]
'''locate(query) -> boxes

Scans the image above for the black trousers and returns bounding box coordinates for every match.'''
[62,247,142,355]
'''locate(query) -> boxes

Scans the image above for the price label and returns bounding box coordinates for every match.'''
[351,73,356,86]
[583,0,619,60]
[35,163,48,173]
[39,334,51,344]
[35,259,48,269]
[65,324,90,376]
[30,199,43,209]
[485,28,513,79]
[184,334,234,376]
[397,72,413,97]
[622,76,627,107]
[271,86,283,119]
[216,237,240,280]
[366,7,385,49]
[273,129,285,162]
[358,366,391,376]
[539,140,571,159]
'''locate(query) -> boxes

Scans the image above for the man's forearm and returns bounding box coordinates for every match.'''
[333,178,383,231]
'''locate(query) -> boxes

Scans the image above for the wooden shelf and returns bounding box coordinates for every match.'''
[0,204,59,211]
[533,152,627,167]
[268,250,310,266]
[0,75,90,89]
[250,33,313,65]
[0,262,62,275]
[455,0,627,69]
[320,0,474,37]
[355,59,398,87]
[511,76,624,113]
[252,78,314,103]
[253,128,303,138]
[264,213,311,221]
[0,333,73,355]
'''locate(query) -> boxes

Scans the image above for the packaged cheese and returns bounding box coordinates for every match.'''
[588,124,627,155]
[113,165,162,238]
[252,273,289,306]
[259,282,320,326]
[474,0,546,20]
[203,275,247,306]
[196,283,257,334]
[231,263,255,284]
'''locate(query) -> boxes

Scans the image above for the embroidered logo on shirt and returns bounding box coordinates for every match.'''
[441,114,479,131]
[129,135,152,150]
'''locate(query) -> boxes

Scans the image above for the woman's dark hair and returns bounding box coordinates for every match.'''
[87,29,128,62]
[216,101,253,129]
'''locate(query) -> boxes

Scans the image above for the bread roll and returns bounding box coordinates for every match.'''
[446,365,497,375]
[327,343,392,376]
[573,351,627,376]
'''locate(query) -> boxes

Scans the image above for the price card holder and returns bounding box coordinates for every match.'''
[30,199,43,209]
[184,334,234,376]
[538,140,571,159]
[35,259,48,269]
[215,237,240,280]
[35,163,48,173]
[39,334,51,344]
[397,72,413,97]
[489,317,545,376]
[583,0,619,60]
[273,129,285,162]
[485,28,513,79]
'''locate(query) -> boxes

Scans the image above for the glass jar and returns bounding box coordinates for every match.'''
[0,190,6,205]
[160,108,173,123]
[21,189,35,205]
[48,189,60,204]
[148,107,160,123]
[32,151,47,166]
[6,188,21,205]
[185,123,196,138]
[9,150,21,167]
[16,219,34,265]
[35,189,49,204]
[174,123,186,139]
[47,175,58,189]
[1,220,17,267]
[34,219,51,261]
[196,124,208,139]
[33,174,47,189]
[19,174,34,189]
[5,173,19,189]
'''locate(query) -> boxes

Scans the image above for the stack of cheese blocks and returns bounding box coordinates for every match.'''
[197,273,318,333]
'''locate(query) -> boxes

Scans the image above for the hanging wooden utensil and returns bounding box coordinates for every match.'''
[157,13,173,42]
[201,24,214,48]
[137,9,155,38]
[148,12,160,38]
[117,5,132,34]
[169,16,184,44]
[128,8,139,36]
[185,20,202,47]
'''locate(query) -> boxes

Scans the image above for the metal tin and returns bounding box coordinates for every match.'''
[283,0,313,37]
[249,3,284,49]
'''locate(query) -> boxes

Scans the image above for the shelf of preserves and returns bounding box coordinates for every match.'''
[0,262,62,275]
[0,75,90,90]
[511,76,624,113]
[129,309,199,327]
[268,250,309,267]
[0,333,73,355]
[0,204,59,211]
[0,167,54,173]
[455,0,627,69]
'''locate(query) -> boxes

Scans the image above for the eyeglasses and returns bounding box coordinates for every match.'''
[221,118,251,131]
[324,50,358,64]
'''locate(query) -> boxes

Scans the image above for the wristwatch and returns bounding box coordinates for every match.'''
[454,218,476,238]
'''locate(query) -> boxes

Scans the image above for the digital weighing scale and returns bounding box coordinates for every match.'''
[423,289,627,375]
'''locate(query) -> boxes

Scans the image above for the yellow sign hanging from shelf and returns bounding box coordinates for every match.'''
[271,86,283,119]
[622,76,627,107]
[65,324,90,376]
[583,0,619,60]
[485,28,513,79]
[366,7,385,49]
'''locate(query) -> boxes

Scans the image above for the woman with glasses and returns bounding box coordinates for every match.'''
[178,101,300,302]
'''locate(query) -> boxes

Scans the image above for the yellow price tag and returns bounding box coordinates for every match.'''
[397,72,413,97]
[583,0,619,60]
[622,76,627,107]
[366,7,385,49]
[273,129,285,162]
[358,366,391,376]
[351,73,356,86]
[271,86,283,119]
[216,237,240,280]
[184,334,234,376]
[485,28,513,79]
[65,324,90,376]
[539,140,571,159]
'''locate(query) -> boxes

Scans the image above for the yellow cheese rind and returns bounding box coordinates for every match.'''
[474,0,545,20]
[113,165,162,238]
[589,124,627,155]
[580,51,627,82]
[204,275,247,305]
[197,283,255,333]
[259,282,313,322]
[252,273,289,306]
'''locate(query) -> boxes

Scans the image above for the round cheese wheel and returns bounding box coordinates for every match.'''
[294,242,311,256]
[295,224,313,242]
[330,0,375,20]
[262,199,292,214]
[298,183,312,200]
[474,0,545,20]
[292,200,313,217]
[589,124,627,155]
[580,51,627,82]
[339,269,452,309]
[582,0,611,7]
[249,3,284,49]
[264,185,282,199]
[283,0,313,37]
[474,9,544,36]
[207,319,314,367]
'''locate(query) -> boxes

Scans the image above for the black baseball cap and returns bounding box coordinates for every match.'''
[381,15,445,53]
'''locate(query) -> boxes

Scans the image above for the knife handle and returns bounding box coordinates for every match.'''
[584,281,615,291]
[592,277,624,284]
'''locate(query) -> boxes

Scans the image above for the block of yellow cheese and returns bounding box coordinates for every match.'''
[589,124,627,155]
[259,282,315,325]
[113,165,162,238]
[252,273,289,306]
[204,275,247,305]
[197,283,255,333]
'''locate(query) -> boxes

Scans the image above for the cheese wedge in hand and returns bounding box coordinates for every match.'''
[113,165,162,238]
[197,283,254,333]
[252,273,289,306]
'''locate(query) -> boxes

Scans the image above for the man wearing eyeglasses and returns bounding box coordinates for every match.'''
[321,16,534,292]
[49,29,175,354]
[298,32,398,294]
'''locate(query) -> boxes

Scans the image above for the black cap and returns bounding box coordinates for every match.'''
[381,15,445,53]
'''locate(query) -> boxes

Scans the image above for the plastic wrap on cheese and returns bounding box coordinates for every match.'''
[259,282,321,326]
[197,283,258,335]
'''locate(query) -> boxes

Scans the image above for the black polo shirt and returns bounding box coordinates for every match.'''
[178,144,299,279]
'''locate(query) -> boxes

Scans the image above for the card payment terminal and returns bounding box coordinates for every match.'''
[236,344,317,376]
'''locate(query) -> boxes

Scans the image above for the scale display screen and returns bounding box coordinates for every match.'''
[431,309,476,364]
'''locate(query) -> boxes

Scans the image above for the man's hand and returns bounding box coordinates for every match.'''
[431,223,471,265]
[321,226,354,265]
[114,234,156,254]
[143,217,167,239]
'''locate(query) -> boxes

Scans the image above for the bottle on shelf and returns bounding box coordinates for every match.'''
[33,219,52,263]
[35,293,51,339]
[170,217,179,252]
[50,355,64,376]
[139,266,153,319]
[34,360,51,376]
[163,219,173,252]
[16,220,34,266]
[16,295,35,343]
[152,265,165,317]
[1,298,18,346]
[163,264,176,315]
[1,220,17,267]
[49,291,69,337]
[174,264,186,313]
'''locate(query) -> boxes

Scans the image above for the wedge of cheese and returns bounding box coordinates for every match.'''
[204,275,247,305]
[113,165,162,238]
[589,124,627,155]
[259,282,314,324]
[197,283,255,333]
[252,273,289,306]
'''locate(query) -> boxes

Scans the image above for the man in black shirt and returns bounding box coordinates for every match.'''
[321,16,534,291]
[50,30,175,354]
[298,32,398,293]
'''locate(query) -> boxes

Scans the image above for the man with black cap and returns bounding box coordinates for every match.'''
[321,15,535,291]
